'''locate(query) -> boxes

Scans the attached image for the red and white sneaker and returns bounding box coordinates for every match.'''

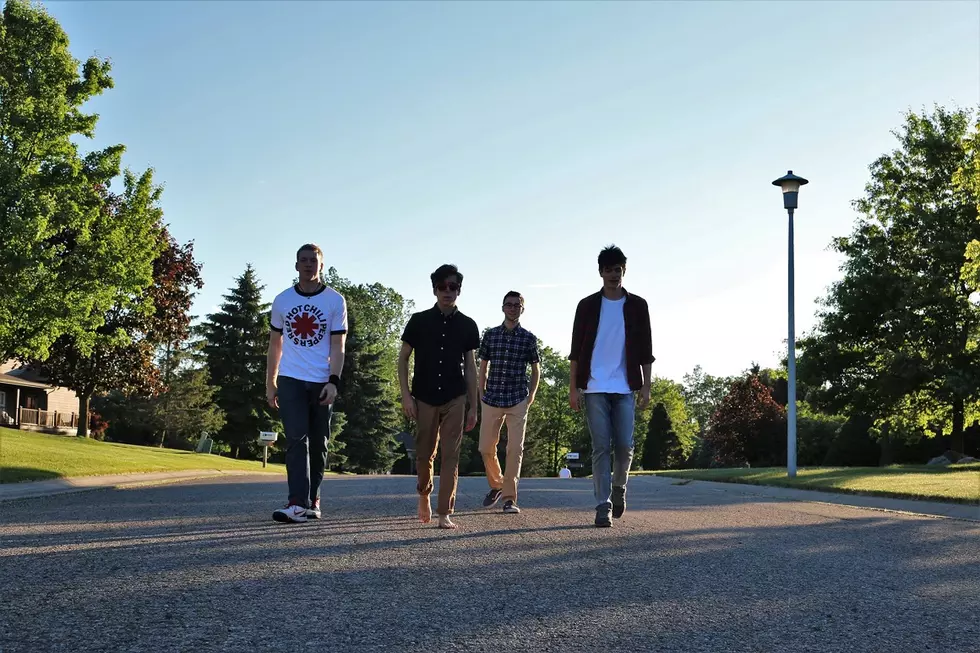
[272,503,308,523]
[306,499,321,519]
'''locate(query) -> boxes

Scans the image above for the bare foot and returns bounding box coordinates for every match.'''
[418,495,432,523]
[438,515,458,530]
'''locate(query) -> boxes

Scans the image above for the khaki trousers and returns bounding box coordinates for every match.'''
[415,395,466,516]
[479,399,529,502]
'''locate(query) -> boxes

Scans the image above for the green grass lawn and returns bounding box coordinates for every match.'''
[0,428,285,484]
[637,465,980,504]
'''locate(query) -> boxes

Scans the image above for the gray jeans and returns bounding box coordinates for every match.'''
[584,392,635,513]
[277,375,333,508]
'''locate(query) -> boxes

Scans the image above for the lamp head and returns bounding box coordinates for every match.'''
[772,170,809,210]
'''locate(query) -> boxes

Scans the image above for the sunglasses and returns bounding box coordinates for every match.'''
[502,302,522,309]
[436,282,460,292]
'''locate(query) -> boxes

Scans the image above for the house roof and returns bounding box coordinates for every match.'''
[0,372,50,390]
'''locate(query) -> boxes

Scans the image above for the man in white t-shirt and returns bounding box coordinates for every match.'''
[266,243,348,523]
[559,466,572,479]
[568,245,654,528]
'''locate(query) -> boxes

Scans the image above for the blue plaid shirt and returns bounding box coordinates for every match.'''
[479,323,540,408]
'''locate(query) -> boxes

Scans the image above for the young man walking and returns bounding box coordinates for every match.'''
[568,245,653,528]
[398,264,480,529]
[478,291,540,514]
[266,243,347,523]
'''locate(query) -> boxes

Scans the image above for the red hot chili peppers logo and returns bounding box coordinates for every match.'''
[285,305,326,347]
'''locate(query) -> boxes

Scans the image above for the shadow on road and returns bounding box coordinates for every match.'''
[1,475,978,652]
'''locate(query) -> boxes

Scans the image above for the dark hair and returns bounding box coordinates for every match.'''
[502,291,524,307]
[597,245,627,271]
[430,263,463,288]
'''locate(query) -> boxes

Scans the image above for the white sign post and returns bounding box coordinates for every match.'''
[258,431,278,468]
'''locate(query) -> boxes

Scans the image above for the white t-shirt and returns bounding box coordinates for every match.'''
[559,467,572,478]
[270,284,347,383]
[585,296,631,394]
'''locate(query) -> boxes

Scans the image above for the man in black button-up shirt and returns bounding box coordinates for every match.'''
[398,264,480,529]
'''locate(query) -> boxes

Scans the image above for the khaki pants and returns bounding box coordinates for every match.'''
[479,399,529,502]
[415,395,466,516]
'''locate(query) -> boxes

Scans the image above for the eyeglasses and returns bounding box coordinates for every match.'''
[502,302,522,309]
[436,282,460,292]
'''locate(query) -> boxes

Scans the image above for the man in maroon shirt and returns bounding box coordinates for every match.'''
[568,245,654,527]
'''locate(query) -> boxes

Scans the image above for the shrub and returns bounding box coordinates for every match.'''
[824,414,880,466]
[88,411,109,440]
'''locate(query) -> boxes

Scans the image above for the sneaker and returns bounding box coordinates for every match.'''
[612,486,627,519]
[502,500,521,514]
[482,488,503,507]
[595,508,612,528]
[273,503,308,523]
[306,499,321,519]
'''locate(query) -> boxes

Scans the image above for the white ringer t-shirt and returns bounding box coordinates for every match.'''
[270,284,348,383]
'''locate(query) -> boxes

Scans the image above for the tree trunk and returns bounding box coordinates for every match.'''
[76,394,90,438]
[551,418,559,476]
[160,340,173,448]
[878,421,893,466]
[951,397,965,453]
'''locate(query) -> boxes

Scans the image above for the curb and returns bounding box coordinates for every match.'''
[637,475,980,523]
[0,469,281,502]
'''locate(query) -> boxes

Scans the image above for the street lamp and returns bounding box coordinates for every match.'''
[772,170,808,478]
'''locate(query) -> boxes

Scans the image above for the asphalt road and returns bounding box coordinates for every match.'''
[1,474,978,652]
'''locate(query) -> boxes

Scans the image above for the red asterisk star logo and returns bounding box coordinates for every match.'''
[290,313,320,339]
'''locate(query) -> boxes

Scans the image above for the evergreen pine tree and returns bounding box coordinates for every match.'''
[200,265,273,458]
[333,310,401,473]
[643,402,682,470]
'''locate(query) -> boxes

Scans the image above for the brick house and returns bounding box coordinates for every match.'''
[0,361,80,432]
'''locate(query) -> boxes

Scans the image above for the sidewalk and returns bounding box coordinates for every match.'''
[636,475,980,522]
[0,469,267,502]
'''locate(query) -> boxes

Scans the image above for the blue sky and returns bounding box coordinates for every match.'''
[45,0,979,382]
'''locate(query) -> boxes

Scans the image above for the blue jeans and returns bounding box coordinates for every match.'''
[584,392,635,513]
[277,375,333,509]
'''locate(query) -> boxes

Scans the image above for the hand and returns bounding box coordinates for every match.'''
[638,383,651,410]
[266,385,278,409]
[465,407,478,432]
[527,392,536,407]
[401,393,418,421]
[569,388,582,412]
[319,382,338,405]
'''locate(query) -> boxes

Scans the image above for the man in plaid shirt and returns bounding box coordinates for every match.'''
[478,291,541,514]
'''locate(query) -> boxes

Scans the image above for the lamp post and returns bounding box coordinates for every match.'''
[772,170,808,478]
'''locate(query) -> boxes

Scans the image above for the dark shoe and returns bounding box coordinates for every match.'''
[595,509,612,528]
[483,488,503,507]
[306,498,321,519]
[502,500,521,514]
[612,486,626,519]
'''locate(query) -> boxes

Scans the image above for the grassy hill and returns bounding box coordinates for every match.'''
[0,428,284,484]
[641,465,980,504]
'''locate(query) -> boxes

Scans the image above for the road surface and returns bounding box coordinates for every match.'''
[2,474,977,652]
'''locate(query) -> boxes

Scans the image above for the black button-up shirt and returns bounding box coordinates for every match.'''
[402,304,480,406]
